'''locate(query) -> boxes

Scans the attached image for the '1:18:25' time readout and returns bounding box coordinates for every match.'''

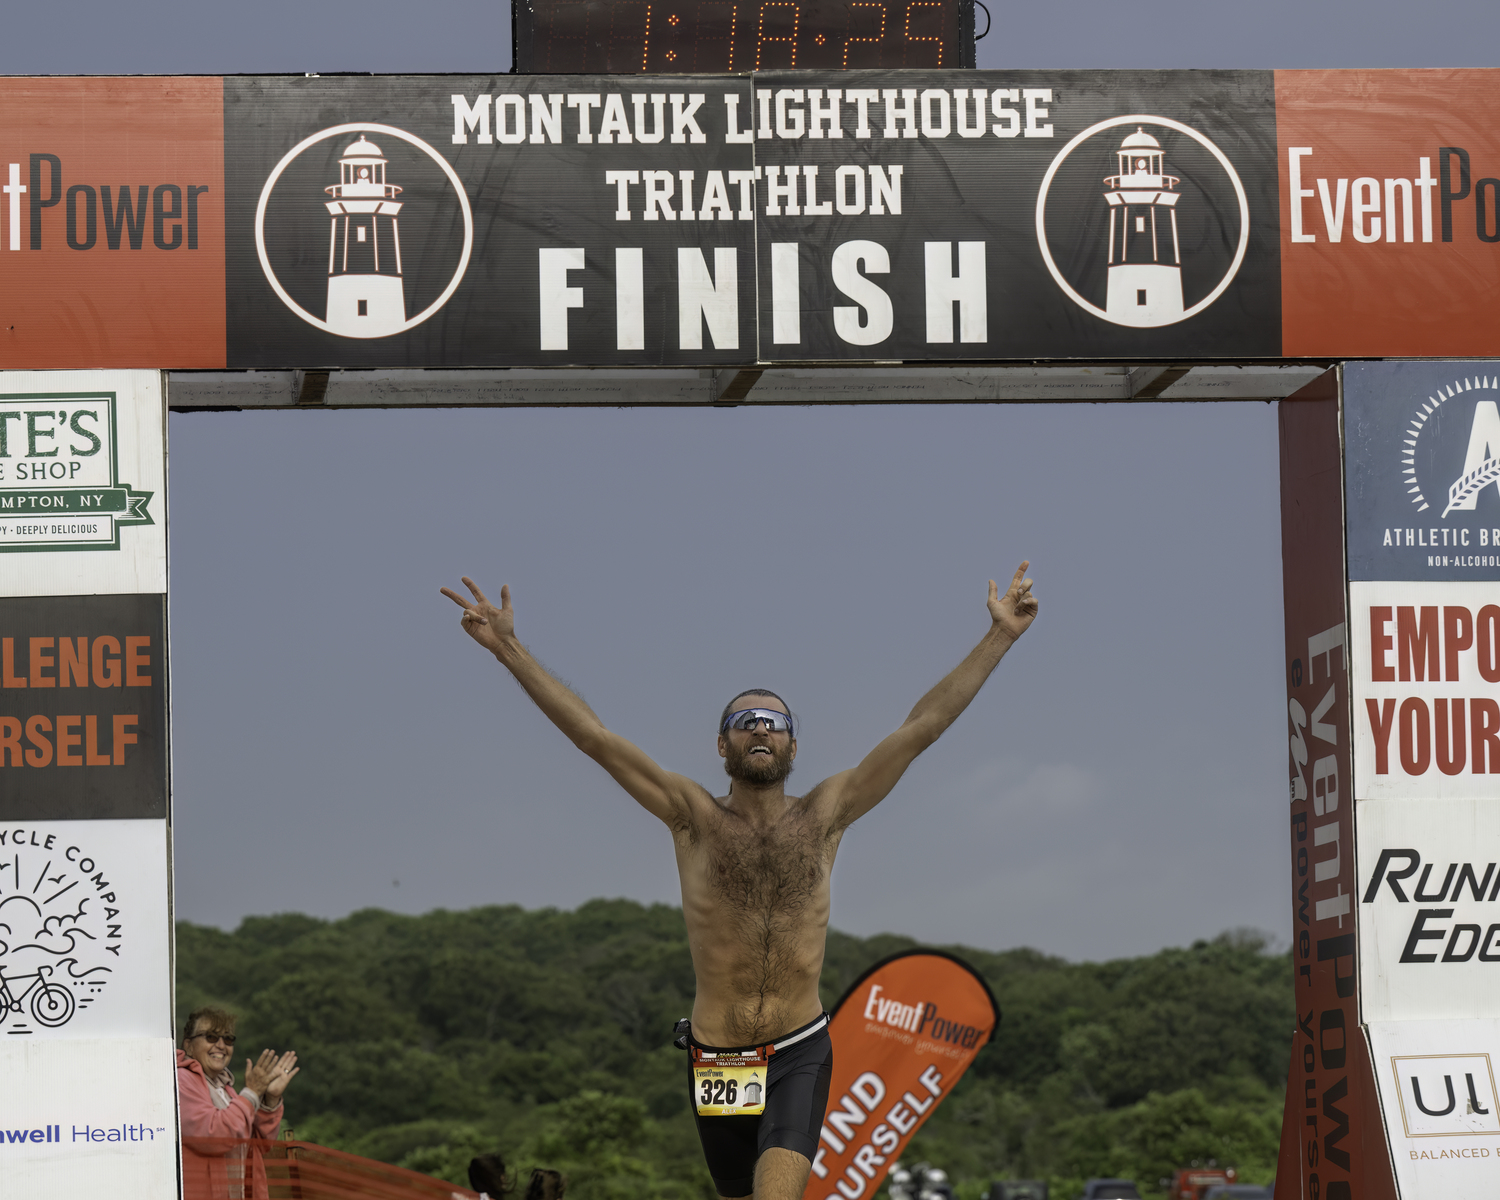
[514,0,970,74]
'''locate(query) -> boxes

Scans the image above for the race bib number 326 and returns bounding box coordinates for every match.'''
[693,1053,767,1117]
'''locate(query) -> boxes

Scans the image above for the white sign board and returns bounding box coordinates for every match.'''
[1351,581,1500,802]
[0,1037,178,1200]
[0,371,165,597]
[1356,801,1500,1024]
[0,821,171,1039]
[1335,362,1500,1198]
[0,369,175,1200]
[1368,1019,1500,1200]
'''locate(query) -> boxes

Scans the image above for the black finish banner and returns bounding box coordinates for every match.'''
[225,74,758,368]
[754,70,1280,361]
[224,71,1276,368]
[11,69,1500,369]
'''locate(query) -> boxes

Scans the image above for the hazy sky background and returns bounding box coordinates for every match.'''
[8,1,1486,961]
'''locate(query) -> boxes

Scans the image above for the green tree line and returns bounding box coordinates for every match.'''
[176,901,1291,1198]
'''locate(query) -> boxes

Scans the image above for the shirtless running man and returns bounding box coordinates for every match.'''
[440,564,1039,1200]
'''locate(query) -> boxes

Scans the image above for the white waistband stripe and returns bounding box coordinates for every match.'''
[772,1013,829,1052]
[697,1014,829,1059]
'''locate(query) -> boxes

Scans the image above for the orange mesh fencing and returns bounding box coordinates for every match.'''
[181,1137,480,1200]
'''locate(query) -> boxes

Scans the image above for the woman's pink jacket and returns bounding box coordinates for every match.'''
[176,1048,284,1138]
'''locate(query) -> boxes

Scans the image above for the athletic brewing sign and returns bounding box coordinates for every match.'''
[1,70,1497,368]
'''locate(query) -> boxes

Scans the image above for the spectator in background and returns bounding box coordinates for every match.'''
[468,1153,512,1199]
[525,1168,565,1200]
[178,1006,301,1198]
[176,1005,299,1137]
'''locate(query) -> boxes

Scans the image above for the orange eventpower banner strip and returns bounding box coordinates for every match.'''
[0,70,1496,369]
[803,950,998,1200]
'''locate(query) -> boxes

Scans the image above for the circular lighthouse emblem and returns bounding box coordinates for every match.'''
[255,123,474,340]
[1034,116,1250,330]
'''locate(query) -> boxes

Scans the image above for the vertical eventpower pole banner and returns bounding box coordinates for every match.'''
[1343,362,1500,1199]
[1275,371,1398,1200]
[0,371,176,1198]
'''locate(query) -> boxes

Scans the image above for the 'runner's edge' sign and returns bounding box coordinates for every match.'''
[1,69,1497,369]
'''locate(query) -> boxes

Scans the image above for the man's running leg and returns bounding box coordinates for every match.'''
[753,1147,813,1200]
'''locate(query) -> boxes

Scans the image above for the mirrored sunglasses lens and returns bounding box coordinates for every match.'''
[734,710,787,732]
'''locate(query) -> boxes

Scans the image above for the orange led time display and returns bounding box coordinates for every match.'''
[512,0,975,73]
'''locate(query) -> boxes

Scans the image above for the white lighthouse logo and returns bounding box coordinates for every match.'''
[324,136,407,337]
[1035,115,1250,330]
[1103,128,1184,326]
[255,122,473,339]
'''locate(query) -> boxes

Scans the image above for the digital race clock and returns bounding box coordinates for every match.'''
[513,0,977,74]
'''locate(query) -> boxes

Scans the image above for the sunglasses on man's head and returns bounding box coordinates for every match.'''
[193,1032,236,1046]
[722,708,794,736]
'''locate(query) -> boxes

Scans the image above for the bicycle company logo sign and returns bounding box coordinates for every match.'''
[1034,115,1250,329]
[1391,1053,1500,1137]
[255,123,474,340]
[0,394,154,554]
[0,827,126,1033]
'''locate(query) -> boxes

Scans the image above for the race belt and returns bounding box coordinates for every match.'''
[683,1012,829,1118]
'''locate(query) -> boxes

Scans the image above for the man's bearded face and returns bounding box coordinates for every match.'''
[723,734,796,785]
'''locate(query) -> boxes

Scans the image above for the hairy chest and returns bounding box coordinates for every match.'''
[694,810,834,916]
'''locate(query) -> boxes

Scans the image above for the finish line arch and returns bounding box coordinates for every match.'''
[2,63,1499,1200]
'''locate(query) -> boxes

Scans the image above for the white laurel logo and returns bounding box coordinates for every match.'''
[1397,375,1500,516]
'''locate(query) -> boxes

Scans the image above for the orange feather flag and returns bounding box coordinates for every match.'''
[803,950,999,1200]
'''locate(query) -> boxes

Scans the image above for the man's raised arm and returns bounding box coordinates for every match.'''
[817,562,1039,827]
[440,577,698,827]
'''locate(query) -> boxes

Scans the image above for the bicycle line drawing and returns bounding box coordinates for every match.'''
[0,847,119,1034]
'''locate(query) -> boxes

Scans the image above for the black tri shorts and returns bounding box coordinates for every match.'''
[684,1013,834,1198]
